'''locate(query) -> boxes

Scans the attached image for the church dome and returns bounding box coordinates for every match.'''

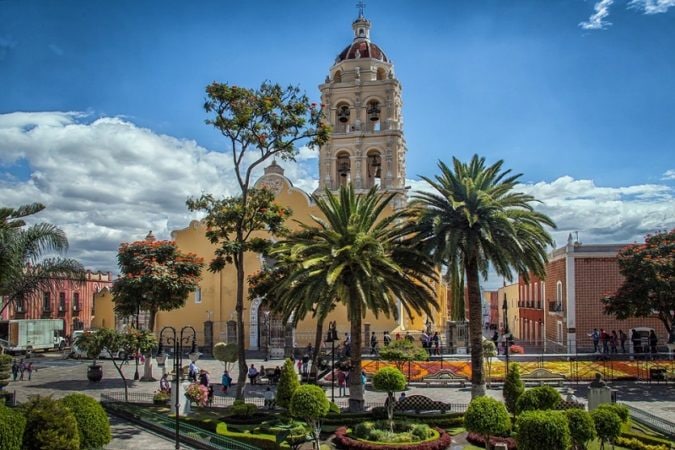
[335,16,389,63]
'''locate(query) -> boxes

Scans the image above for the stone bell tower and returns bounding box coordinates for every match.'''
[316,10,407,206]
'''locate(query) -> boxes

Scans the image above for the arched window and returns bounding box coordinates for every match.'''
[334,70,342,83]
[556,281,562,302]
[336,152,351,187]
[376,67,386,80]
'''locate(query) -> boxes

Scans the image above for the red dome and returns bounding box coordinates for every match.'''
[337,40,389,63]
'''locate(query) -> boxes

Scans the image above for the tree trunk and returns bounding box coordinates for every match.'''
[466,256,485,398]
[235,250,248,400]
[348,299,364,411]
[309,319,324,382]
[148,308,157,334]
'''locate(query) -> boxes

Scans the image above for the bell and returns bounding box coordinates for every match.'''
[367,104,380,122]
[339,114,349,123]
[338,106,350,123]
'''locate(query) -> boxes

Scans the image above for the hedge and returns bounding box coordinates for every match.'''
[216,422,280,450]
[20,396,80,450]
[516,385,562,414]
[334,426,452,450]
[517,410,571,450]
[60,393,111,449]
[615,436,670,450]
[0,403,25,450]
[464,396,511,447]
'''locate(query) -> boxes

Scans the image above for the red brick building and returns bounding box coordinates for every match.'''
[518,273,545,346]
[541,235,663,353]
[1,271,112,337]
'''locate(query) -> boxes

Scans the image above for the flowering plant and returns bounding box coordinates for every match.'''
[184,383,208,406]
[153,390,170,402]
[509,345,525,354]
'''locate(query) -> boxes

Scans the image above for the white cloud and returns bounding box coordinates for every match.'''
[580,0,614,30]
[0,111,317,274]
[629,0,675,14]
[662,169,675,180]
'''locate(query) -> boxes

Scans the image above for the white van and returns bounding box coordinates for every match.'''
[70,330,128,360]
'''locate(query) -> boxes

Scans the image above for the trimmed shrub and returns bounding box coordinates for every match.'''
[351,420,435,443]
[216,422,279,450]
[60,393,111,449]
[0,403,25,450]
[464,396,511,447]
[230,399,258,417]
[328,401,340,414]
[616,436,669,450]
[596,403,630,423]
[20,395,80,450]
[0,354,11,389]
[565,408,596,450]
[591,408,622,449]
[276,358,300,409]
[290,384,329,450]
[335,425,452,450]
[466,432,517,450]
[503,363,525,414]
[516,385,562,413]
[517,410,570,450]
[372,367,407,430]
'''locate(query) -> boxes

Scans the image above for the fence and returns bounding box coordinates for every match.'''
[624,403,675,440]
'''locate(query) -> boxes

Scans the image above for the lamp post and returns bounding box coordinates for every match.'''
[262,311,271,362]
[502,295,510,375]
[326,321,338,403]
[157,326,199,450]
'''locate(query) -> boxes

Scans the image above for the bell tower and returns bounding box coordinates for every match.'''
[316,11,406,206]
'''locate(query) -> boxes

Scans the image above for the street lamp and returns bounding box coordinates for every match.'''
[502,295,510,375]
[262,311,271,362]
[157,326,199,450]
[326,321,338,403]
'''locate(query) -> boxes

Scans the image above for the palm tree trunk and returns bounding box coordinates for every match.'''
[310,319,324,382]
[349,298,364,411]
[234,250,248,400]
[466,256,486,398]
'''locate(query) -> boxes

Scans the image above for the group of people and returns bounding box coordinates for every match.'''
[589,328,659,354]
[248,364,282,384]
[10,359,34,381]
[334,367,367,397]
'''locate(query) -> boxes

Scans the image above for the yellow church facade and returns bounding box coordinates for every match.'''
[95,13,449,353]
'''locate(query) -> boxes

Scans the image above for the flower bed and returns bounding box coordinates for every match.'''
[466,432,517,450]
[334,426,452,450]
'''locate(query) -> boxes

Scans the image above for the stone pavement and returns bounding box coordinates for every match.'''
[5,352,675,447]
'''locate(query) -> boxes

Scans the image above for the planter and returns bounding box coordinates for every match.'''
[87,365,103,382]
[334,426,452,450]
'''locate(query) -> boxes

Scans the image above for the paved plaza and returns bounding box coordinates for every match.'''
[4,352,675,448]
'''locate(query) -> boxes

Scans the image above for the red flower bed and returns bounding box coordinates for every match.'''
[466,432,517,450]
[333,426,452,450]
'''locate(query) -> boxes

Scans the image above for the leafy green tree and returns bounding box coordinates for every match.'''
[0,402,25,450]
[602,229,674,335]
[503,362,525,414]
[372,367,407,432]
[378,339,428,371]
[411,155,555,398]
[0,203,84,316]
[276,358,301,409]
[112,236,203,333]
[20,396,80,450]
[464,396,511,450]
[290,384,329,450]
[517,410,571,450]
[516,385,562,414]
[213,342,238,372]
[60,393,111,449]
[268,185,438,411]
[186,81,329,400]
[565,409,596,450]
[591,408,622,450]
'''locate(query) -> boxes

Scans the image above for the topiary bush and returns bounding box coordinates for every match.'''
[60,393,112,449]
[0,354,12,389]
[276,358,300,409]
[596,403,630,424]
[517,410,571,450]
[464,396,511,448]
[372,366,407,431]
[516,385,562,414]
[565,408,596,450]
[503,363,524,414]
[230,399,258,418]
[290,384,329,450]
[591,408,622,450]
[0,403,25,450]
[20,395,80,450]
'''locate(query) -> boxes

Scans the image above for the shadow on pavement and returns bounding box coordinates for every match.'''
[27,378,135,391]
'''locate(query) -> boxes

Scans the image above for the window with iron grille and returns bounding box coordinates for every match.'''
[43,292,51,311]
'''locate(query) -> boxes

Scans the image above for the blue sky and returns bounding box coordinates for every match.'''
[0,0,673,286]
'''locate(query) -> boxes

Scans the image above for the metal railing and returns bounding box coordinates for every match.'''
[624,403,675,440]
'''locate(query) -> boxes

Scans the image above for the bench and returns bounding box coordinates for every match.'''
[421,370,468,388]
[521,368,566,386]
[394,395,455,414]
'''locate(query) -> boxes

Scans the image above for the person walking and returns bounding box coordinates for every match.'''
[248,364,259,385]
[432,332,440,355]
[649,330,658,354]
[188,360,199,382]
[370,332,378,355]
[600,329,610,354]
[631,329,642,354]
[610,331,618,354]
[590,328,600,353]
[337,369,347,397]
[11,360,19,381]
[383,331,391,347]
[619,330,627,353]
[26,362,34,381]
[221,370,232,394]
[19,359,25,381]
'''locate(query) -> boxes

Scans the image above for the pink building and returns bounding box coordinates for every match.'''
[1,271,112,338]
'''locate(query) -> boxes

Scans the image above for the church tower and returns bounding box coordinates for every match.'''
[316,9,407,206]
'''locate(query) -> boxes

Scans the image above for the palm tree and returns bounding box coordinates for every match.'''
[272,185,438,411]
[411,155,555,398]
[0,203,85,315]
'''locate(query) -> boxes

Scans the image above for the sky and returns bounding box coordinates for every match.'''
[0,0,674,290]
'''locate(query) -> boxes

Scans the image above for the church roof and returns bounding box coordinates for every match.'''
[337,40,388,63]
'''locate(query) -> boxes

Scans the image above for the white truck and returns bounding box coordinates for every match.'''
[0,319,66,354]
